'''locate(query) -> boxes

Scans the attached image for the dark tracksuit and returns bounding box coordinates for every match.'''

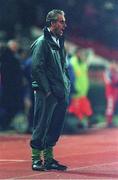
[30,27,70,150]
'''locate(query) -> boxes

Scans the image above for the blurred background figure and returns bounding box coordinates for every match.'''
[66,53,75,103]
[0,44,25,130]
[7,39,20,54]
[0,39,33,132]
[18,48,33,133]
[68,48,93,129]
[104,61,118,128]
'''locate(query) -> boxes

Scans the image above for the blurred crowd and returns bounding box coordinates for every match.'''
[67,47,118,131]
[0,38,118,134]
[0,39,33,133]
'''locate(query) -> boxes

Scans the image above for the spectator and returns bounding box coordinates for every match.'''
[67,53,76,104]
[7,39,20,55]
[0,44,24,130]
[20,51,33,133]
[68,48,93,128]
[103,61,118,127]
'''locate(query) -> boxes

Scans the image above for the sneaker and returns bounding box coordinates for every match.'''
[32,160,44,171]
[44,159,67,171]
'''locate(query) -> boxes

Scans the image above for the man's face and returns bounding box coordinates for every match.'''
[52,14,67,37]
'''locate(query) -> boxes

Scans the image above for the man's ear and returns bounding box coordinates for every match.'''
[51,21,55,27]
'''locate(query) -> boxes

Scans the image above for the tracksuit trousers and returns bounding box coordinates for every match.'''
[30,90,68,150]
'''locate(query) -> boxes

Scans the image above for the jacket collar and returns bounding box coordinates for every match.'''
[43,27,64,49]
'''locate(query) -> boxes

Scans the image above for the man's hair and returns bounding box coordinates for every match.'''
[46,9,65,27]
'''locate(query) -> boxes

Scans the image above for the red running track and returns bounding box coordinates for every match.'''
[0,128,118,179]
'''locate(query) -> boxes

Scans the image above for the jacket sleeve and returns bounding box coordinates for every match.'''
[31,39,51,94]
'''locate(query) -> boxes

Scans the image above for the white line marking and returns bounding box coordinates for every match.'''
[0,147,118,163]
[6,161,118,179]
[0,159,30,162]
[68,161,118,171]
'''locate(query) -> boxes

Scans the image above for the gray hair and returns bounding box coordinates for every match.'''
[46,9,65,27]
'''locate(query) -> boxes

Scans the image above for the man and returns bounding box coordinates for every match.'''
[30,9,70,171]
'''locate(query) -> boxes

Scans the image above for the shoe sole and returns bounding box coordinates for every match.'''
[44,167,67,171]
[32,167,45,171]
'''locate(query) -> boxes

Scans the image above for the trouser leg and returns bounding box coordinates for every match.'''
[30,91,57,150]
[45,99,68,147]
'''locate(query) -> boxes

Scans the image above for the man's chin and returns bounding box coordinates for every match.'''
[56,34,63,38]
[59,32,64,36]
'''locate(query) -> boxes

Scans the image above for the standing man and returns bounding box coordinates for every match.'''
[30,9,70,171]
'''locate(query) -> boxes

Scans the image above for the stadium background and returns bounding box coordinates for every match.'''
[0,0,118,133]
